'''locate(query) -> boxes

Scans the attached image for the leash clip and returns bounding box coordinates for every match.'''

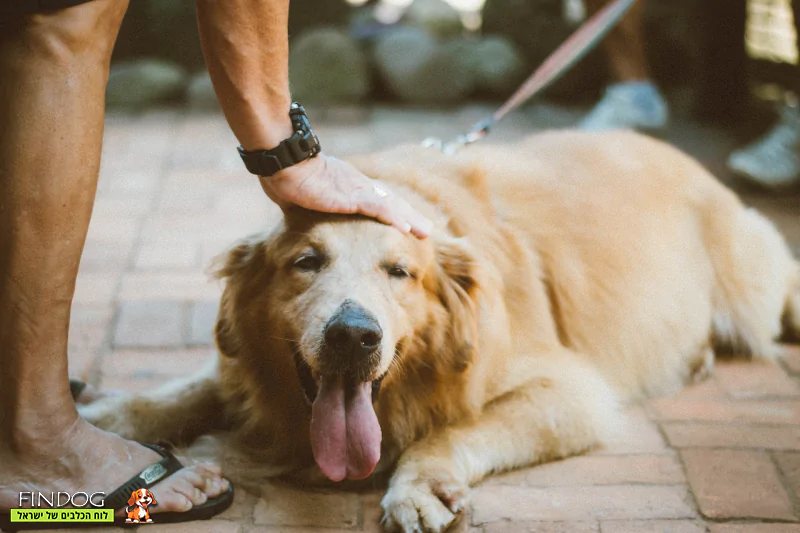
[421,118,493,155]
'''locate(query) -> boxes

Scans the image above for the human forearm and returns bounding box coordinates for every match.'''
[195,0,294,150]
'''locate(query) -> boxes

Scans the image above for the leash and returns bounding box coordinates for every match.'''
[423,0,637,154]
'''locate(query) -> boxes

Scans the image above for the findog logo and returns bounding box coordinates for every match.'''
[125,489,158,524]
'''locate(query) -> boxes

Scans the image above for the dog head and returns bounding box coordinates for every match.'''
[127,488,156,509]
[213,194,481,482]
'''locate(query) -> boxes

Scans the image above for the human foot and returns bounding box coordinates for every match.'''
[580,81,669,133]
[727,102,800,188]
[0,418,229,516]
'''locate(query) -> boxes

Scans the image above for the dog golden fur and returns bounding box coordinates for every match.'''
[81,130,800,533]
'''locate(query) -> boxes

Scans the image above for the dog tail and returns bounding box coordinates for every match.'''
[708,204,797,359]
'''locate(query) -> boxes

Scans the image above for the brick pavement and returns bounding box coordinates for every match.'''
[63,105,800,532]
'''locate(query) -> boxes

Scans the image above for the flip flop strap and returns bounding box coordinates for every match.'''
[103,443,184,510]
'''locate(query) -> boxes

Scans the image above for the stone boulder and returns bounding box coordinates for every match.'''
[106,60,189,110]
[403,0,464,37]
[469,35,527,97]
[289,28,371,104]
[373,27,476,104]
[187,72,220,111]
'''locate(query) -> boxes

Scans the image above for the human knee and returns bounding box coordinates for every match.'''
[22,0,129,63]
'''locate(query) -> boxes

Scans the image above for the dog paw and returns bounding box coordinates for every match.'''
[381,476,469,533]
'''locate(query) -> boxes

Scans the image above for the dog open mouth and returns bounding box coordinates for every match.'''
[294,353,384,482]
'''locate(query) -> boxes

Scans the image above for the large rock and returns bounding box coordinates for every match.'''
[289,29,371,104]
[403,0,463,37]
[187,72,220,111]
[106,60,189,110]
[373,27,476,104]
[469,36,526,97]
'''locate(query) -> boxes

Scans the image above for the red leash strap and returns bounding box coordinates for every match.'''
[425,0,637,154]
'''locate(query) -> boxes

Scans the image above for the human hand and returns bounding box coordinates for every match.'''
[258,153,433,239]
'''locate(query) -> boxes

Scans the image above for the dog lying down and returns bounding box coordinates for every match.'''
[81,130,800,532]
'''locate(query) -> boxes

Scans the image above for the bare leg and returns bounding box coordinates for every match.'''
[579,0,668,132]
[0,0,227,513]
[585,0,649,82]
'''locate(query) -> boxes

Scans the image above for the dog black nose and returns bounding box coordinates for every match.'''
[324,301,383,359]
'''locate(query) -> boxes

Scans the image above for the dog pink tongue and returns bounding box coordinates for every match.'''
[310,377,381,482]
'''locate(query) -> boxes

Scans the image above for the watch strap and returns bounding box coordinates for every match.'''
[237,103,321,177]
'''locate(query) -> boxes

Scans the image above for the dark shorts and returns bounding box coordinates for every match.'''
[1,0,95,17]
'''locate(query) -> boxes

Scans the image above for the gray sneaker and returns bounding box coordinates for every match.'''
[727,103,800,188]
[580,81,669,133]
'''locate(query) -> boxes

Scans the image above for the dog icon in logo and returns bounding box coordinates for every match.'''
[125,488,157,523]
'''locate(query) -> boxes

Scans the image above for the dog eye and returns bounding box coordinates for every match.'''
[387,265,413,279]
[293,254,322,272]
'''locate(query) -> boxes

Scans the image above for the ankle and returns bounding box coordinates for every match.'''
[1,405,81,456]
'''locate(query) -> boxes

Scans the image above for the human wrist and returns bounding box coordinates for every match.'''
[238,103,322,179]
[237,113,295,152]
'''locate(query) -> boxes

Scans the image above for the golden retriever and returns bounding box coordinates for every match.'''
[81,130,800,533]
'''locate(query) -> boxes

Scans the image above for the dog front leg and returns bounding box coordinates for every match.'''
[78,361,227,445]
[381,355,619,533]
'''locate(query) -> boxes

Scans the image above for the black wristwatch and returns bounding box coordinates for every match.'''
[237,102,321,177]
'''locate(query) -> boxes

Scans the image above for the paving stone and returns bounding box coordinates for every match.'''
[470,485,695,523]
[247,526,360,533]
[68,305,114,377]
[662,422,800,450]
[134,520,240,533]
[482,521,598,532]
[675,377,727,400]
[648,399,800,425]
[79,238,134,273]
[72,273,119,305]
[773,451,800,500]
[681,449,795,520]
[118,272,222,302]
[596,406,669,455]
[113,301,184,348]
[86,215,142,243]
[134,241,199,270]
[98,347,216,393]
[715,361,800,398]
[252,483,360,528]
[708,525,800,533]
[599,520,706,533]
[783,346,800,375]
[483,455,684,486]
[189,302,219,346]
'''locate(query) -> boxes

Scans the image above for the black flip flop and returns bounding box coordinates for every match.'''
[0,443,234,531]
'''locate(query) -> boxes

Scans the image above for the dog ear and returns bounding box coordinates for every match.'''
[214,294,242,358]
[127,492,137,507]
[147,491,157,506]
[210,237,272,359]
[433,235,480,371]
